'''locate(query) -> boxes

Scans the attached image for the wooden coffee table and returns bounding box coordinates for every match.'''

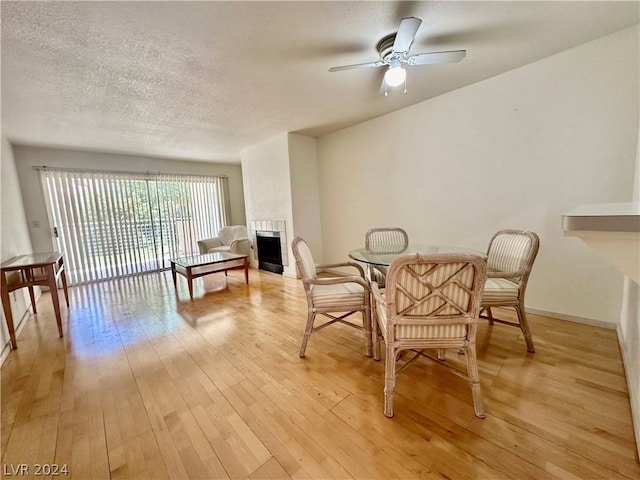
[170,252,249,299]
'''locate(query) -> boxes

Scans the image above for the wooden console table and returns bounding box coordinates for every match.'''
[0,252,69,349]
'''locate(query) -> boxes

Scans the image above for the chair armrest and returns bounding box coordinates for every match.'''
[229,237,251,256]
[197,237,223,254]
[317,261,365,278]
[370,281,386,306]
[307,276,370,291]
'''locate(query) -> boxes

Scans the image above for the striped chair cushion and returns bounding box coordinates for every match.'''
[366,229,408,253]
[481,278,519,305]
[311,282,366,308]
[297,240,317,279]
[375,295,467,340]
[486,233,532,280]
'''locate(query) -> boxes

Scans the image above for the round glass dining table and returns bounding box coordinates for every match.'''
[348,244,486,266]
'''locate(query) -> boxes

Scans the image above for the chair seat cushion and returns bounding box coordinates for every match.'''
[481,278,519,305]
[311,282,366,308]
[375,297,466,340]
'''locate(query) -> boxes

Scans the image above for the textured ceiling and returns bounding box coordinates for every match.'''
[2,1,638,163]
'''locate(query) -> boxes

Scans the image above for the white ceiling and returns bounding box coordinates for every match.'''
[2,1,638,163]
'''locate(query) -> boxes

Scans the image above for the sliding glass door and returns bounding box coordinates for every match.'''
[40,169,228,285]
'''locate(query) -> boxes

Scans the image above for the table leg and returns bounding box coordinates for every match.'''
[244,258,249,284]
[28,286,37,314]
[171,262,177,288]
[187,268,194,300]
[1,274,17,349]
[25,268,37,313]
[47,266,64,338]
[60,265,70,308]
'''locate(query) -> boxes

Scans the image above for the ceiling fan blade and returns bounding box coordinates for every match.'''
[393,17,422,53]
[329,61,385,72]
[407,50,467,65]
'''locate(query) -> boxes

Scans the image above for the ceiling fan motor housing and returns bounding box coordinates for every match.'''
[376,34,398,62]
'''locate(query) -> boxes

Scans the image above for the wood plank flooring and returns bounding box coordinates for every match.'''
[1,268,638,479]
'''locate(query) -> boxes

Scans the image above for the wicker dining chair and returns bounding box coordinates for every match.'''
[364,227,409,286]
[480,230,540,353]
[371,253,487,418]
[291,237,372,358]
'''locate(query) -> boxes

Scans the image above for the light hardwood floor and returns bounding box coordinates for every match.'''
[1,268,639,479]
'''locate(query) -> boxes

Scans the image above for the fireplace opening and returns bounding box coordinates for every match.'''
[256,231,283,275]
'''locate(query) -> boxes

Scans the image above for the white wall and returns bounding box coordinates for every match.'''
[620,274,640,459]
[241,134,297,276]
[317,25,639,325]
[241,133,322,277]
[618,129,640,458]
[12,146,246,253]
[288,134,322,263]
[0,138,35,362]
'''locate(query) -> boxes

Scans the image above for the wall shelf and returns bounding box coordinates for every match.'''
[563,202,640,283]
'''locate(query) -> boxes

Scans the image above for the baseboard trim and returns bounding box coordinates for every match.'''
[526,307,617,330]
[0,306,32,366]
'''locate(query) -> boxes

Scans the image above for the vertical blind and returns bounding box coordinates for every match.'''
[40,168,229,285]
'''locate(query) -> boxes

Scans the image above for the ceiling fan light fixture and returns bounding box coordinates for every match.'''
[384,65,406,88]
[328,17,466,96]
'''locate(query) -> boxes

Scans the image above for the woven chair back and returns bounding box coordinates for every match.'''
[385,253,486,321]
[365,227,409,254]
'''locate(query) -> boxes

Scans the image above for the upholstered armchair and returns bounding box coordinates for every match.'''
[197,225,251,256]
[480,229,540,353]
[292,237,372,358]
[371,253,487,418]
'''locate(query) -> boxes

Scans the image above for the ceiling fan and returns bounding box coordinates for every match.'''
[329,17,466,95]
